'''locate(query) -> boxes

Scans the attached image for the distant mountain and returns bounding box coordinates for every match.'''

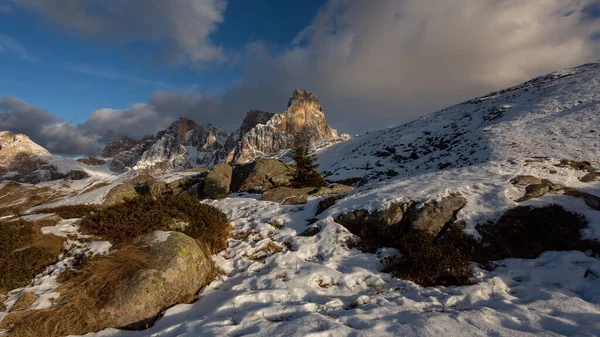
[103,89,342,173]
[0,131,91,183]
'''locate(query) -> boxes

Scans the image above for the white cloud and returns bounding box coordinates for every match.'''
[0,34,38,63]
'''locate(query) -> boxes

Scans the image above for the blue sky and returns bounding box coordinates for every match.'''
[0,0,324,124]
[1,0,599,156]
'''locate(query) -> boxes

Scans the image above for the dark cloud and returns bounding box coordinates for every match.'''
[0,95,103,156]
[18,0,227,64]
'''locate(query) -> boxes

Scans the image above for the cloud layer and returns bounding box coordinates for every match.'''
[3,0,600,156]
[19,0,227,64]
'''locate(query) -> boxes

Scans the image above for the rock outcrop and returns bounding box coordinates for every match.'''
[203,164,232,199]
[227,90,339,164]
[231,158,294,192]
[105,118,229,174]
[101,231,216,329]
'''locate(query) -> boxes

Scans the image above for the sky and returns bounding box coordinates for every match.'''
[1,0,600,157]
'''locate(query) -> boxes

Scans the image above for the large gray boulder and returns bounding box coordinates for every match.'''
[231,158,293,192]
[204,164,233,199]
[101,231,216,329]
[408,193,467,234]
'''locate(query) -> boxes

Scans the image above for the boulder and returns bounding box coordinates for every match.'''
[581,172,600,183]
[231,158,293,192]
[262,187,314,202]
[335,201,414,250]
[510,175,542,186]
[204,164,233,199]
[556,159,595,173]
[408,194,467,235]
[136,173,206,199]
[104,183,138,206]
[298,226,320,237]
[101,231,216,329]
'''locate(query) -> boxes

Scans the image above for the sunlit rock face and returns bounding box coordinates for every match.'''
[227,90,339,164]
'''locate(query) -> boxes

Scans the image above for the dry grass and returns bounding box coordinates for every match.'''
[0,219,65,293]
[0,183,63,217]
[2,246,150,337]
[247,241,283,260]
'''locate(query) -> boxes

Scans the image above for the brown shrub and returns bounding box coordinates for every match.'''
[315,195,343,216]
[476,204,597,260]
[80,194,230,253]
[2,246,149,337]
[34,205,102,219]
[393,227,480,287]
[0,220,65,293]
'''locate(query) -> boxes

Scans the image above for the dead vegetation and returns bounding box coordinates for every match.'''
[80,194,231,253]
[1,246,150,337]
[33,204,102,219]
[0,183,63,217]
[0,219,65,293]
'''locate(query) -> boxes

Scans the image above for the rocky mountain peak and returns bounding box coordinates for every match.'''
[102,135,139,158]
[227,90,339,164]
[0,131,51,167]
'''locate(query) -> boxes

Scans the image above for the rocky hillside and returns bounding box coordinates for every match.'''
[103,90,341,173]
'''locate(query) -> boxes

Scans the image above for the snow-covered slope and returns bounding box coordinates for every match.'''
[73,62,600,337]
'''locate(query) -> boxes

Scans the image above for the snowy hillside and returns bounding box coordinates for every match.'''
[70,62,600,336]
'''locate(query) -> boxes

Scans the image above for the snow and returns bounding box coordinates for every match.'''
[83,196,600,337]
[4,62,600,336]
[40,218,83,237]
[150,230,172,244]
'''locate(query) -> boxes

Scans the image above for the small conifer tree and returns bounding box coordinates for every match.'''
[290,127,328,188]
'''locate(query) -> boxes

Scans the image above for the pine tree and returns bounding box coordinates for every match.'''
[290,128,328,188]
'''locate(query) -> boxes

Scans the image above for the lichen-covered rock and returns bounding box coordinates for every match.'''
[262,187,314,202]
[310,184,354,197]
[516,179,564,202]
[556,159,596,173]
[563,188,600,210]
[231,158,294,192]
[581,172,600,183]
[104,183,138,206]
[408,194,467,235]
[101,231,216,329]
[204,164,232,199]
[510,175,542,186]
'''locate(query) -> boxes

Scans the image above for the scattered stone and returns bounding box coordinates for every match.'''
[510,175,542,186]
[231,158,294,193]
[282,195,308,205]
[10,292,39,312]
[581,172,600,183]
[555,159,596,173]
[310,184,354,197]
[262,187,314,202]
[516,179,564,202]
[203,164,233,199]
[563,188,600,210]
[408,193,467,235]
[298,226,320,237]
